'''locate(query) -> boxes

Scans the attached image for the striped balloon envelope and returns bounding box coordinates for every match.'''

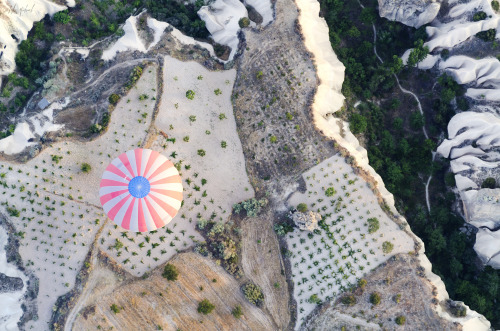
[99,149,183,232]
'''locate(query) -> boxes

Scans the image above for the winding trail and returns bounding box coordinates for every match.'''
[360,0,433,212]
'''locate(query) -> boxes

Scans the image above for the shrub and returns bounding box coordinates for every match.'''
[367,217,380,234]
[242,283,264,305]
[481,177,496,189]
[189,115,196,122]
[297,203,308,212]
[370,292,381,305]
[308,294,321,305]
[108,94,120,105]
[221,141,227,148]
[232,305,243,318]
[325,187,336,197]
[81,163,91,173]
[269,135,277,143]
[197,149,206,157]
[358,278,367,290]
[395,315,406,325]
[214,88,222,95]
[197,299,215,314]
[382,241,394,254]
[186,90,195,100]
[110,304,121,314]
[162,263,178,281]
[256,71,264,79]
[341,294,356,306]
[239,17,250,28]
[7,206,20,217]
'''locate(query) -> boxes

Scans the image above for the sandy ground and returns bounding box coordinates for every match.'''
[305,254,460,331]
[98,55,255,278]
[0,65,156,330]
[72,252,276,331]
[286,154,414,327]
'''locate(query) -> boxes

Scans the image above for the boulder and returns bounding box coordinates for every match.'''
[292,211,321,232]
[377,0,441,28]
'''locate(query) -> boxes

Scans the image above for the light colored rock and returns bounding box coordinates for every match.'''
[474,228,500,268]
[463,189,500,230]
[292,210,321,232]
[378,0,440,28]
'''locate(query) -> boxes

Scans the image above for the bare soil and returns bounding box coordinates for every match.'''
[240,209,291,329]
[304,254,461,331]
[72,252,277,331]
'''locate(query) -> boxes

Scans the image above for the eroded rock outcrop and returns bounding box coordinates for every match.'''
[292,210,321,232]
[378,0,441,28]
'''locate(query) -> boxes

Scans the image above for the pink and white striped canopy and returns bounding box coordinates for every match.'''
[99,149,183,232]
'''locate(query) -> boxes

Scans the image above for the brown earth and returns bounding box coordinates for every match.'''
[304,254,461,330]
[72,252,276,331]
[240,209,291,329]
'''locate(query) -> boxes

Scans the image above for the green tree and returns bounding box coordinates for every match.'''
[162,263,178,281]
[395,315,406,325]
[232,305,243,318]
[370,292,381,305]
[349,113,367,134]
[407,39,429,67]
[242,283,264,305]
[382,241,394,254]
[239,17,250,28]
[53,11,71,24]
[197,299,215,314]
[81,163,92,173]
[297,203,308,212]
[186,90,195,100]
[367,217,380,234]
[481,177,496,189]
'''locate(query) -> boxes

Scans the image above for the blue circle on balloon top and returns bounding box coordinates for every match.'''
[128,176,151,198]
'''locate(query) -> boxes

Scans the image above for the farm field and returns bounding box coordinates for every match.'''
[286,155,414,325]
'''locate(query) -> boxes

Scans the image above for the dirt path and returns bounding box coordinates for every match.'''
[240,210,290,330]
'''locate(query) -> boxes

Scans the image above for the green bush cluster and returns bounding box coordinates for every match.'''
[367,217,379,234]
[242,283,264,305]
[162,263,178,281]
[233,198,268,217]
[476,29,496,42]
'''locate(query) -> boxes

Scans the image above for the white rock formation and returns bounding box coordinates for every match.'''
[0,0,74,81]
[198,0,248,61]
[475,228,500,268]
[244,0,273,26]
[102,14,216,61]
[424,0,500,52]
[292,210,321,232]
[378,0,440,28]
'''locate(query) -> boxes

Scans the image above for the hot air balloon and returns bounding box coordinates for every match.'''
[99,149,183,232]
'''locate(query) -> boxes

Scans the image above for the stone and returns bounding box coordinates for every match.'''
[292,210,321,232]
[377,0,441,28]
